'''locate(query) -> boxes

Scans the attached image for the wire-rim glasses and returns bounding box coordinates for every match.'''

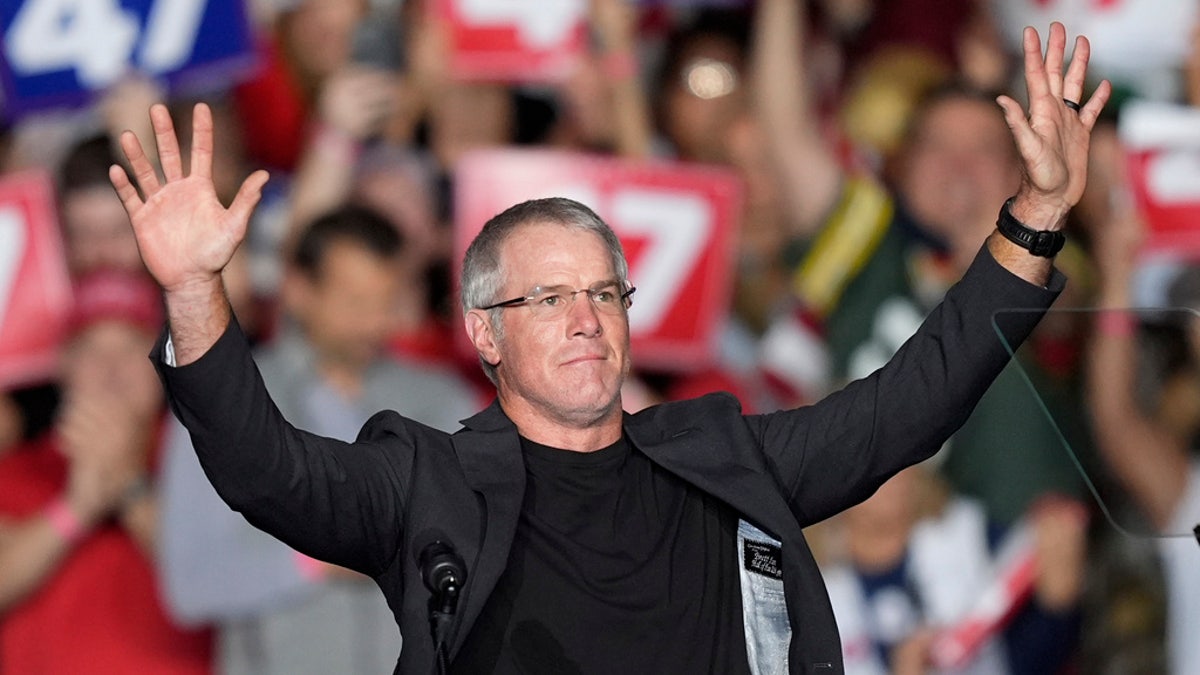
[480,280,636,319]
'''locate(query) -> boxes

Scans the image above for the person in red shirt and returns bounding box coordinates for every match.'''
[0,270,212,675]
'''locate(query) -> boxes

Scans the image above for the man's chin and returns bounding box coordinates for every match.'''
[548,390,623,427]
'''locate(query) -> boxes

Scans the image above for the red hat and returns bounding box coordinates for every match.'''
[67,270,163,337]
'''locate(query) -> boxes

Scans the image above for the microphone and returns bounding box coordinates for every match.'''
[419,540,467,615]
[418,539,466,675]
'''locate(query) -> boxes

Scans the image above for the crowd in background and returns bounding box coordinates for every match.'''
[1,0,1199,673]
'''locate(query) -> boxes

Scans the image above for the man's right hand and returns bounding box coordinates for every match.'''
[110,103,268,363]
[110,103,268,294]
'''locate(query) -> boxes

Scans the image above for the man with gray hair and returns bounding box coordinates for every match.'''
[112,23,1107,675]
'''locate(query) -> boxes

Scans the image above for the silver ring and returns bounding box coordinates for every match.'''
[1063,98,1081,113]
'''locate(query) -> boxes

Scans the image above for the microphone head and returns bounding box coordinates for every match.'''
[418,540,467,594]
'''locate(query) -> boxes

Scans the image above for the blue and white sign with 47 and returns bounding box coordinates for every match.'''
[1,0,256,118]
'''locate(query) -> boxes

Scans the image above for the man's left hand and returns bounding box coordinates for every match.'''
[997,22,1112,229]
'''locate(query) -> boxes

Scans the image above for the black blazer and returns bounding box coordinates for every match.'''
[156,246,1062,674]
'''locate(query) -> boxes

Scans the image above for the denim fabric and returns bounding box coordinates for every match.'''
[738,520,792,675]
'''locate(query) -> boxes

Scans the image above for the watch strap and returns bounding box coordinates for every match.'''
[996,198,1065,258]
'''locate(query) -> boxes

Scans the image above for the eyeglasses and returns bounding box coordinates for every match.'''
[480,280,636,319]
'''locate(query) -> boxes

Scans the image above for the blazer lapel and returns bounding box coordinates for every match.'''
[447,400,525,651]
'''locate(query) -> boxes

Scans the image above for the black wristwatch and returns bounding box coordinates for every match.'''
[996,198,1065,258]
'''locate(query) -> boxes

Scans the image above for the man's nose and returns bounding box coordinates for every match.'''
[566,291,603,336]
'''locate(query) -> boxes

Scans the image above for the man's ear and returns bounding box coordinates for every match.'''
[465,309,501,367]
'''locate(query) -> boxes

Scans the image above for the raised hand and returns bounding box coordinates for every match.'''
[110,103,268,294]
[318,66,400,141]
[996,22,1111,228]
[110,103,269,363]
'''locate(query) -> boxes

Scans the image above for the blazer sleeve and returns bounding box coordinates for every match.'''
[151,318,411,576]
[157,415,321,624]
[751,244,1065,525]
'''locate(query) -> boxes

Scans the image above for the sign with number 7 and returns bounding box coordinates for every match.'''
[0,171,73,389]
[453,149,742,371]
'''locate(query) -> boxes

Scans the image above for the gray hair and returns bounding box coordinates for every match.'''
[460,197,629,384]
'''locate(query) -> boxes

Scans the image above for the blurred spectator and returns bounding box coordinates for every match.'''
[1086,199,1200,675]
[424,83,514,179]
[611,5,825,412]
[548,0,653,158]
[233,0,374,172]
[860,86,1090,524]
[281,51,402,239]
[1074,29,1200,671]
[753,0,1090,527]
[158,204,480,675]
[824,465,1087,674]
[818,0,1010,160]
[57,134,145,277]
[750,0,847,240]
[654,9,752,164]
[281,102,463,370]
[355,147,477,372]
[0,270,212,673]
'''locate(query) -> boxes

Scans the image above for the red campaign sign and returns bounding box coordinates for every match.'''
[1126,149,1200,256]
[435,0,587,83]
[0,171,73,388]
[453,149,742,371]
[1120,101,1200,258]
